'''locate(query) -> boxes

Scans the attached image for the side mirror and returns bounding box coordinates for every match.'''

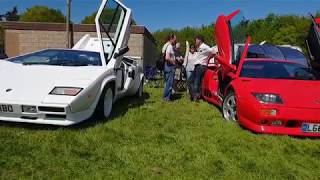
[114,46,129,59]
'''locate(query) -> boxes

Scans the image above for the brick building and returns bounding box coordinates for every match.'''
[0,22,157,67]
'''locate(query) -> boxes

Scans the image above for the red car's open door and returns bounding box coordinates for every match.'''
[214,10,251,86]
[306,15,320,70]
[202,10,251,105]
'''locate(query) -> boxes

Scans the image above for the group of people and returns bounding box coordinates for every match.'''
[162,34,217,102]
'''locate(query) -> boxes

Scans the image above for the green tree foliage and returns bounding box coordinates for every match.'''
[81,10,137,25]
[19,6,66,23]
[247,14,311,49]
[154,12,320,55]
[153,24,215,54]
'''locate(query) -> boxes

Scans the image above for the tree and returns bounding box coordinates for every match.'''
[0,6,19,21]
[153,24,215,54]
[81,10,136,25]
[19,6,66,23]
[4,6,19,21]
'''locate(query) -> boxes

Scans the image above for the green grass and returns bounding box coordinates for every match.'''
[0,87,320,179]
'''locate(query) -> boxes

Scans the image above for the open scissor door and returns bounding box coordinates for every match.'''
[306,15,320,69]
[95,0,132,67]
[214,10,250,78]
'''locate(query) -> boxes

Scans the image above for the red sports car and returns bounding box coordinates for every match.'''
[202,10,320,137]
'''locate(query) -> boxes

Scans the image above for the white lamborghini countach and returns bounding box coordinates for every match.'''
[0,0,144,126]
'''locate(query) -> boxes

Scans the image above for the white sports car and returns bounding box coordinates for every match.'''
[0,0,144,126]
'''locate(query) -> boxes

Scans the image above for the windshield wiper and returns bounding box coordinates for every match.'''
[22,62,50,65]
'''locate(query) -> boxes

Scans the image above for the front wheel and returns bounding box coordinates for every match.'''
[222,91,237,122]
[136,79,144,98]
[103,88,114,118]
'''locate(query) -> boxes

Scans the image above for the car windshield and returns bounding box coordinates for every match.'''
[240,61,320,80]
[8,49,102,66]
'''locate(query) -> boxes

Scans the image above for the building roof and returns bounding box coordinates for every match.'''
[0,21,156,45]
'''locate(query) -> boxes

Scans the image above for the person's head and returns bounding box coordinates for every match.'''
[175,42,181,50]
[190,44,196,53]
[167,34,177,45]
[195,35,205,47]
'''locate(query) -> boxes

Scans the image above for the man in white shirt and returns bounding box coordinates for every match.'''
[192,35,216,101]
[162,34,177,101]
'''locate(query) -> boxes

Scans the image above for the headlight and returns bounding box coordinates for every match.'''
[50,87,83,96]
[252,93,283,104]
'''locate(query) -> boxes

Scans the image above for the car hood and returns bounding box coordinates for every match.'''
[0,61,105,103]
[239,78,320,109]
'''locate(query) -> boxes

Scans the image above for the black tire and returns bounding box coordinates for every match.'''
[136,79,144,98]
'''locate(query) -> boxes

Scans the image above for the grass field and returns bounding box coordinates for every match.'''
[0,87,320,179]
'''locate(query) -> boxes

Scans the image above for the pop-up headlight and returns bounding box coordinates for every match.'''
[50,87,83,96]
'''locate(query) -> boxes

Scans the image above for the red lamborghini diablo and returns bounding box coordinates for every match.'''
[202,10,320,136]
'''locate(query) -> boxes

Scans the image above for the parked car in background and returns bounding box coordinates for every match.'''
[0,0,144,126]
[202,10,320,137]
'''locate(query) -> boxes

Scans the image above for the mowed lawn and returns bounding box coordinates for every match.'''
[0,87,320,179]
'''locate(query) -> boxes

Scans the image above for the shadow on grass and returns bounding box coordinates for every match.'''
[171,93,183,101]
[72,92,150,129]
[0,92,150,131]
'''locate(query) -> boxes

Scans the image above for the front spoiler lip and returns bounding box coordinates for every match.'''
[238,115,320,137]
[0,117,76,126]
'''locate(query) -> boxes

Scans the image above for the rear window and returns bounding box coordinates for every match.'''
[278,47,309,67]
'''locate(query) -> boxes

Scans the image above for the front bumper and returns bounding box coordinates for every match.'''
[0,102,88,126]
[238,106,320,137]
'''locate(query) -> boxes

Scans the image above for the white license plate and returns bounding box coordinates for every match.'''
[0,104,14,113]
[301,123,320,133]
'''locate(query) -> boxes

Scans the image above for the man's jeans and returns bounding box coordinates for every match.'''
[186,70,193,80]
[163,63,175,100]
[193,64,206,98]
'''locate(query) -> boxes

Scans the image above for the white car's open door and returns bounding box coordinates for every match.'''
[95,0,132,68]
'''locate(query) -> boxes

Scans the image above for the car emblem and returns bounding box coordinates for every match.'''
[5,88,12,93]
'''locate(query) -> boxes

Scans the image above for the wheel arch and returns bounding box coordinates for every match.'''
[101,77,116,99]
[224,84,235,96]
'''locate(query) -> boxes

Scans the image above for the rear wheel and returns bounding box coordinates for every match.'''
[222,91,237,122]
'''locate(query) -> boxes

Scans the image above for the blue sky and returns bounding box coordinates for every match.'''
[0,0,319,32]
